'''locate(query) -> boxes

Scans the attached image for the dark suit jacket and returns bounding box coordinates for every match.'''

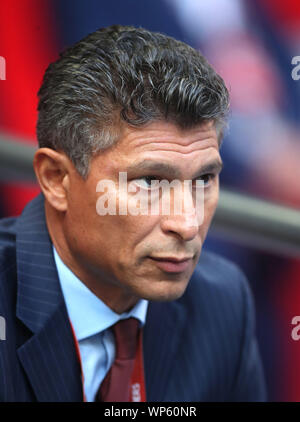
[0,194,266,402]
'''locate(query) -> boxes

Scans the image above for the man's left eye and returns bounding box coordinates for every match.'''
[134,176,159,189]
[195,174,215,187]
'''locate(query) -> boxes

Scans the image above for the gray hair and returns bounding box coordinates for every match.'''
[37,25,229,178]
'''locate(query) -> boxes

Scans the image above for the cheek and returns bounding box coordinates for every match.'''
[67,181,98,230]
[65,203,98,256]
[117,214,159,258]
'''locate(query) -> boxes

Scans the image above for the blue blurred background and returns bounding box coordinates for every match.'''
[0,0,300,401]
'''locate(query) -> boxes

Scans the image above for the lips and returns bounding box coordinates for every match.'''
[149,256,193,273]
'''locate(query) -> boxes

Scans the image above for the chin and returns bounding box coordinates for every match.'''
[135,278,189,302]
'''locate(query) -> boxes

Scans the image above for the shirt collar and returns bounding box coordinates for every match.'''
[53,246,148,341]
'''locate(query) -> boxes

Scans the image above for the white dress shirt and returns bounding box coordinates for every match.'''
[53,246,148,402]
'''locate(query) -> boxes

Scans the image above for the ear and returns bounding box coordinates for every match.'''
[33,148,72,212]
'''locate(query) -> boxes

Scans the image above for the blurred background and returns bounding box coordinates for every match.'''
[0,0,300,401]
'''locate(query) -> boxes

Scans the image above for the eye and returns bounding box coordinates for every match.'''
[195,173,215,187]
[134,176,159,190]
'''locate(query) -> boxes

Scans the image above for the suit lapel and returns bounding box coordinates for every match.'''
[143,299,187,401]
[15,194,83,401]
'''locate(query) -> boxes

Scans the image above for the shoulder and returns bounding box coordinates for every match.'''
[0,216,19,319]
[187,248,250,300]
[180,249,255,332]
[185,251,266,401]
[0,216,18,274]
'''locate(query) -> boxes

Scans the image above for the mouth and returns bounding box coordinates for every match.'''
[148,256,193,273]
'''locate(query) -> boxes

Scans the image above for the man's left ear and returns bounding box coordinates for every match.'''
[33,148,71,212]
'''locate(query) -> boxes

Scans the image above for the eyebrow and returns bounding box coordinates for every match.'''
[126,159,223,179]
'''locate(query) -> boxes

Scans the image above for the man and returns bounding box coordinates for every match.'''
[0,25,266,402]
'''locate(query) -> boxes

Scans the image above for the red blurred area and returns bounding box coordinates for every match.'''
[0,0,59,215]
[260,0,300,39]
[261,0,300,26]
[273,260,300,401]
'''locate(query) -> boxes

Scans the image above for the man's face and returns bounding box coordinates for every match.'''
[63,120,222,309]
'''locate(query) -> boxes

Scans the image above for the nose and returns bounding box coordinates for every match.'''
[160,212,199,242]
[159,183,201,242]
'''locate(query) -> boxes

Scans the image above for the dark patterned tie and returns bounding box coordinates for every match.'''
[97,317,140,402]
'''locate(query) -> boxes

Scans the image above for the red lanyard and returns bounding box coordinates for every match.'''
[129,328,146,402]
[69,320,147,402]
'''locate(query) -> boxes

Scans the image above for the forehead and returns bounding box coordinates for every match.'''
[117,120,219,153]
[91,120,221,177]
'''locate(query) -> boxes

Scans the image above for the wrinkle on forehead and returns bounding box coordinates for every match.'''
[92,120,220,177]
[134,140,218,155]
[119,120,219,153]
